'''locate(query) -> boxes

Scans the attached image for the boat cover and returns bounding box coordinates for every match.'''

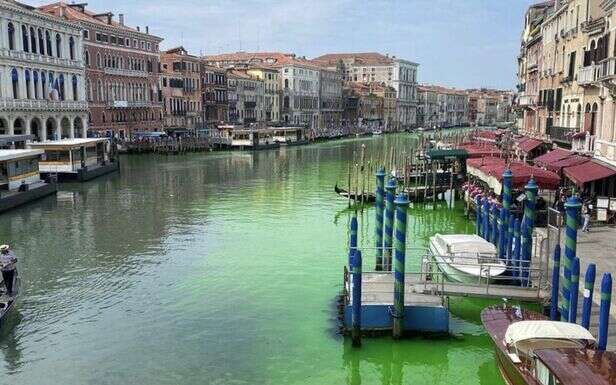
[505,321,596,345]
[435,234,496,254]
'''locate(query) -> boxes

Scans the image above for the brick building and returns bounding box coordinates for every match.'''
[40,2,163,139]
[201,64,227,127]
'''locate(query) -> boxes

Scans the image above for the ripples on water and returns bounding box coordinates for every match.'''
[0,134,505,384]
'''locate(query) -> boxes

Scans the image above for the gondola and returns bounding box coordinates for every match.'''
[334,184,376,203]
[0,270,19,329]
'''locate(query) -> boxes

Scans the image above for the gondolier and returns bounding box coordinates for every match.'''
[0,245,17,295]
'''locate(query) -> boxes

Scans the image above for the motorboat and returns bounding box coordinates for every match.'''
[428,234,506,283]
[481,306,612,385]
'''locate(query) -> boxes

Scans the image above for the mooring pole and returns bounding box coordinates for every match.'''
[392,193,409,339]
[569,257,580,323]
[549,245,561,320]
[581,263,596,330]
[502,169,513,212]
[482,197,490,241]
[498,207,507,261]
[375,167,386,270]
[491,203,498,247]
[513,218,521,281]
[506,213,515,265]
[598,273,612,351]
[562,196,581,322]
[475,195,482,236]
[383,178,396,271]
[349,215,358,268]
[521,179,538,288]
[351,249,362,347]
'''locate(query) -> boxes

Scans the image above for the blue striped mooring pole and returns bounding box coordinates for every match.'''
[568,257,580,323]
[375,167,385,270]
[475,195,482,236]
[349,215,358,268]
[581,263,596,330]
[502,169,513,211]
[498,207,507,261]
[392,193,409,339]
[491,203,498,246]
[521,179,538,287]
[351,249,362,347]
[549,245,561,320]
[383,178,396,271]
[561,196,581,322]
[512,218,521,279]
[482,197,490,242]
[598,273,612,351]
[506,213,515,265]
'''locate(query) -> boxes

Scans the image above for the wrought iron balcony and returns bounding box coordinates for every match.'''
[103,68,149,78]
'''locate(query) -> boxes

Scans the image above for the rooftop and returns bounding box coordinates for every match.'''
[0,149,44,162]
[28,138,108,147]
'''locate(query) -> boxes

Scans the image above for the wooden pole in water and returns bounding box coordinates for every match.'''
[360,144,366,205]
[347,163,352,208]
[432,161,437,203]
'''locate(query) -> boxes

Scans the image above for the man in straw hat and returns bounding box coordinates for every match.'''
[0,245,17,296]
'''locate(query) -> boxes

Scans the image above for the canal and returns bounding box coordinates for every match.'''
[0,133,505,385]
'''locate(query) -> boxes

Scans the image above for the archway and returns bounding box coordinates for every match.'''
[30,117,42,142]
[13,117,25,135]
[60,116,71,139]
[0,117,8,135]
[74,117,84,138]
[45,117,57,140]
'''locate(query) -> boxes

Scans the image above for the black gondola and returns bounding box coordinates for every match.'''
[334,184,376,203]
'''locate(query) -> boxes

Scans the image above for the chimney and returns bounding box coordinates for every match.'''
[137,26,140,32]
[107,14,112,25]
[59,5,65,18]
[119,14,124,26]
[146,26,149,35]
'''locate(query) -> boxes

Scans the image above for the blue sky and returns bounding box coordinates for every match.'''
[29,0,537,89]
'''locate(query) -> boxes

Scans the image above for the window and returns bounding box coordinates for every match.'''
[11,68,19,99]
[33,71,39,99]
[147,42,151,50]
[25,70,31,99]
[111,36,117,44]
[8,22,15,50]
[55,34,62,58]
[69,37,75,60]
[38,29,44,55]
[46,31,52,55]
[30,27,36,54]
[58,74,65,101]
[85,50,90,66]
[83,30,89,39]
[22,25,29,52]
[72,76,78,101]
[97,53,101,68]
[96,32,102,41]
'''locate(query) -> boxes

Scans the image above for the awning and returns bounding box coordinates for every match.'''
[517,137,545,154]
[533,148,572,168]
[458,142,501,159]
[467,156,561,192]
[563,160,616,187]
[546,154,590,174]
[426,149,469,161]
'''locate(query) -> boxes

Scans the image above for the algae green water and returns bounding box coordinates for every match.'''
[0,134,507,385]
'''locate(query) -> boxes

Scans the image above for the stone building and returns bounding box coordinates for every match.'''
[246,65,280,123]
[203,51,295,69]
[313,52,418,128]
[160,47,202,135]
[227,69,264,124]
[318,66,343,129]
[0,1,88,141]
[40,2,163,139]
[417,85,469,128]
[277,58,320,128]
[201,64,227,126]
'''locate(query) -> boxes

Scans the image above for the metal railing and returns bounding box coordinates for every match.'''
[0,99,88,110]
[547,126,574,144]
[103,68,149,77]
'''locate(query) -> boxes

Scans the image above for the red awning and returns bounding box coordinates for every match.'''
[458,142,501,158]
[517,138,545,154]
[563,160,616,187]
[546,154,590,174]
[467,156,561,190]
[533,148,572,168]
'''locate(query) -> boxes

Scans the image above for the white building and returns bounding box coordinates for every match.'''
[278,59,320,128]
[0,1,88,141]
[227,70,264,124]
[314,52,419,128]
[318,66,343,129]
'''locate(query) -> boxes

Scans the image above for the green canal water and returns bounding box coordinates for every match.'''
[0,134,508,385]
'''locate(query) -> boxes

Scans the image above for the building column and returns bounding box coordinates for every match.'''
[597,99,605,140]
[69,116,75,138]
[24,117,31,136]
[18,67,26,99]
[82,115,88,138]
[7,117,14,136]
[54,116,61,140]
[603,97,614,142]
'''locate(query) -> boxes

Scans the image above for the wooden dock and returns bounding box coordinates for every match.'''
[350,272,550,305]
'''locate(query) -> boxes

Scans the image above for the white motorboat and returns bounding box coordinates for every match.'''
[428,234,507,283]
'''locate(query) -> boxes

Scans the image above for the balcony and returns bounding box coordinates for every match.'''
[0,99,88,111]
[244,101,257,109]
[103,68,149,78]
[598,57,616,80]
[0,48,83,69]
[581,18,606,35]
[547,126,574,146]
[578,65,600,85]
[518,93,537,107]
[572,132,595,153]
[107,100,153,108]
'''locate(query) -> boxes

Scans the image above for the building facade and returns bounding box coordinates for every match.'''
[1,1,88,141]
[227,70,264,124]
[41,3,163,139]
[246,66,280,123]
[279,59,320,128]
[201,64,227,126]
[160,47,202,135]
[318,66,343,129]
[416,85,469,128]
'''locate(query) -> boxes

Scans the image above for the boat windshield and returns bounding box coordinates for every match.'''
[512,338,586,358]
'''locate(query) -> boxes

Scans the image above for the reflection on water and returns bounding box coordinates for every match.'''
[0,134,503,385]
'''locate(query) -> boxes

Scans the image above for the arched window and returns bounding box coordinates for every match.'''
[55,34,62,58]
[58,74,65,100]
[22,25,29,52]
[25,69,31,99]
[38,29,44,55]
[8,22,15,50]
[97,53,101,68]
[85,50,90,66]
[11,68,19,99]
[48,72,54,99]
[41,71,47,98]
[46,31,52,56]
[147,59,152,72]
[69,37,75,60]
[72,75,78,101]
[30,27,36,54]
[33,71,39,99]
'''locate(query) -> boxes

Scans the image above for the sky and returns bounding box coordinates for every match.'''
[27,0,539,89]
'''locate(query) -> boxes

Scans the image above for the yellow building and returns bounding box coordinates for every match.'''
[247,66,280,123]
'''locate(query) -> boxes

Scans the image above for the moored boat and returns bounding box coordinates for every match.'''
[334,184,376,203]
[480,306,613,385]
[0,245,19,329]
[428,234,507,283]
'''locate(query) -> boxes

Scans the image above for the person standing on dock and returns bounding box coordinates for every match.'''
[0,245,17,296]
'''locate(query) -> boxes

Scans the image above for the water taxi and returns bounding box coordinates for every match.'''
[481,306,613,385]
[428,234,507,283]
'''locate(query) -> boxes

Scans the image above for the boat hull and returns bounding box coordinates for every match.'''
[428,243,504,284]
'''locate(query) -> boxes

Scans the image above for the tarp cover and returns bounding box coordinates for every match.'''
[563,160,616,187]
[546,154,590,174]
[458,143,501,159]
[517,137,545,154]
[505,320,595,345]
[533,148,572,168]
[467,157,560,191]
